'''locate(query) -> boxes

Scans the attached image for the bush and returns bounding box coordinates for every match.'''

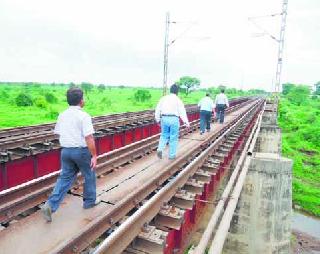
[45,108,59,119]
[0,90,9,100]
[98,84,106,92]
[45,93,58,104]
[15,93,33,106]
[34,96,48,109]
[134,90,151,102]
[100,97,112,107]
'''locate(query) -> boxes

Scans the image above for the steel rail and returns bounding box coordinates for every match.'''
[0,99,247,145]
[0,102,247,223]
[0,104,200,140]
[208,103,264,254]
[93,100,264,254]
[0,105,202,153]
[194,102,265,254]
[50,99,263,254]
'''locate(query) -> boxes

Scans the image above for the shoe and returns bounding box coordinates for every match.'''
[200,131,204,135]
[207,129,210,132]
[41,202,52,222]
[83,197,101,209]
[169,156,176,160]
[157,150,163,159]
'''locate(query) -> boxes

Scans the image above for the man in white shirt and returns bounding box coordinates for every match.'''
[42,87,99,222]
[198,93,214,134]
[215,88,229,123]
[155,84,190,160]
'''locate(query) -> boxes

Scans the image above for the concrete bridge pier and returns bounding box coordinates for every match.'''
[223,103,293,254]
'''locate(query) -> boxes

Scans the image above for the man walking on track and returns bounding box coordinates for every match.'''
[155,84,190,160]
[215,88,229,123]
[198,93,214,134]
[42,87,99,222]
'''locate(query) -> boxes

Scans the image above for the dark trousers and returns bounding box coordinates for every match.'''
[200,110,212,133]
[216,104,226,123]
[47,147,96,212]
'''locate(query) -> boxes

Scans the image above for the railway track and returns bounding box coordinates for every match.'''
[0,98,249,192]
[0,100,246,223]
[0,98,263,254]
[0,105,198,160]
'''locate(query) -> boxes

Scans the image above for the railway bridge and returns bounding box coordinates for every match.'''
[0,97,292,254]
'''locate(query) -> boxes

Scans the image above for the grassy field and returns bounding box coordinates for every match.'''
[0,83,258,128]
[279,86,320,217]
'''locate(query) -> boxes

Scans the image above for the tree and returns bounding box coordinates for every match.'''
[81,82,93,94]
[15,93,33,106]
[282,83,295,95]
[286,85,310,106]
[176,76,200,95]
[98,84,106,92]
[134,89,151,102]
[217,85,226,92]
[314,81,320,95]
[69,82,77,88]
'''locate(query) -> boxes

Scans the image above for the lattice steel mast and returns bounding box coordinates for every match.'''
[275,0,288,93]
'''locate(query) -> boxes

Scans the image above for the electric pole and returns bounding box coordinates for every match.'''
[163,12,170,96]
[275,0,288,94]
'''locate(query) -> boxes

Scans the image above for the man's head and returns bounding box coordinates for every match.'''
[67,87,84,107]
[206,92,210,97]
[221,88,225,93]
[170,84,179,95]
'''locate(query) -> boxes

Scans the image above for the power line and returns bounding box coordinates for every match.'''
[248,0,289,94]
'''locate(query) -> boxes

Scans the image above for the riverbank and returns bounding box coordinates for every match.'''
[292,230,320,254]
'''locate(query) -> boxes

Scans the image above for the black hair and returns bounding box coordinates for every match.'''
[206,92,210,96]
[170,84,179,94]
[67,87,83,106]
[221,89,225,93]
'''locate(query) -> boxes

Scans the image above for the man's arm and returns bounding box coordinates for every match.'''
[178,99,190,127]
[155,98,162,123]
[82,114,96,169]
[225,95,229,107]
[85,135,97,170]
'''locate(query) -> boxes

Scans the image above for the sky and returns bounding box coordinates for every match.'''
[0,0,319,91]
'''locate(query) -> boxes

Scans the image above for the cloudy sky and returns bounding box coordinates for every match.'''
[0,0,319,91]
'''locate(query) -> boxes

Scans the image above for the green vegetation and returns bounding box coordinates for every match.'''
[0,82,264,129]
[279,83,320,217]
[176,76,200,95]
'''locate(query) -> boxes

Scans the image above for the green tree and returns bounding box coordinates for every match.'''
[282,83,295,95]
[45,93,58,104]
[98,84,106,92]
[81,82,93,94]
[176,76,200,95]
[287,85,310,106]
[217,85,226,92]
[69,82,76,88]
[134,89,151,102]
[34,96,48,109]
[314,81,320,95]
[15,93,33,106]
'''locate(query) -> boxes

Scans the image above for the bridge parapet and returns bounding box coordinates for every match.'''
[223,102,293,254]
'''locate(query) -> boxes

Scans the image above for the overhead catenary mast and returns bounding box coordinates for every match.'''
[275,0,288,94]
[163,12,170,96]
[248,0,289,95]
